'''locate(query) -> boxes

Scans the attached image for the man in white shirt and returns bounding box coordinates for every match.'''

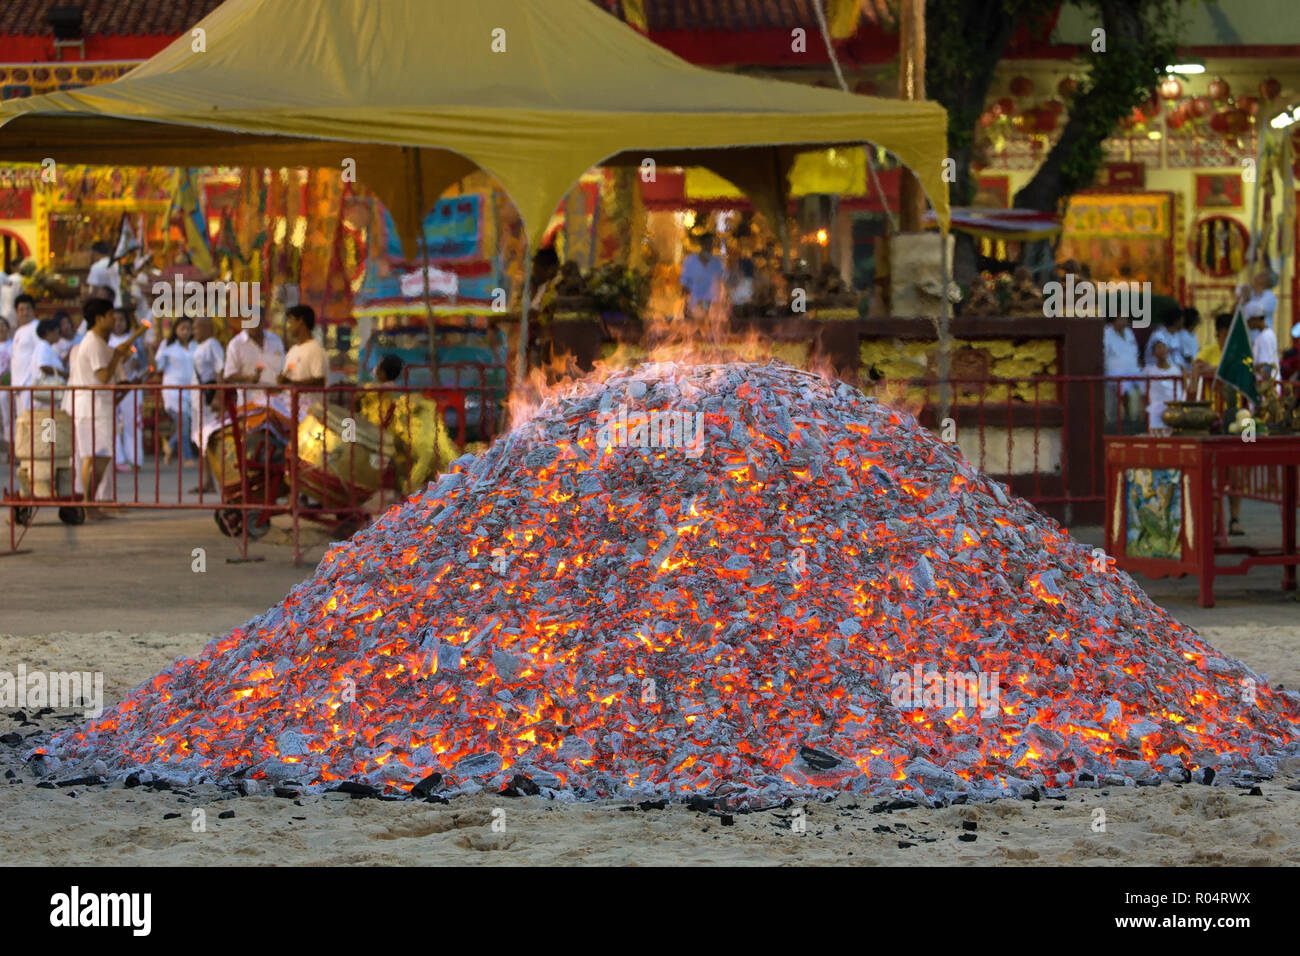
[86,242,123,308]
[0,269,24,326]
[62,298,144,516]
[1103,314,1142,431]
[1248,310,1280,392]
[223,309,285,406]
[9,293,38,414]
[1241,270,1278,330]
[279,305,329,388]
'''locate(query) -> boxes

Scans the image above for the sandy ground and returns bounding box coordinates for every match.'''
[2,626,1297,866]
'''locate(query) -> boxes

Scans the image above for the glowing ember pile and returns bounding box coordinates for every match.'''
[38,362,1300,804]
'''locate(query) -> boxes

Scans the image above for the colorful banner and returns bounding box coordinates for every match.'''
[1057,193,1174,295]
[172,168,213,274]
[425,194,484,259]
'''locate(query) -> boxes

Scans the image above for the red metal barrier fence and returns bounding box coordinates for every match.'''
[2,378,500,563]
[0,372,1279,559]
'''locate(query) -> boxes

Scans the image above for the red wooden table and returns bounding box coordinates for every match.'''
[1104,435,1300,607]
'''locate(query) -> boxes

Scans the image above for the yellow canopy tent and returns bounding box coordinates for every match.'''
[0,0,950,376]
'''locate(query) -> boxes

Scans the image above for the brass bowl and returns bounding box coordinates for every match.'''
[1161,400,1216,434]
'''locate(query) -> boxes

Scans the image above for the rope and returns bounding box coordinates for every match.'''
[814,0,897,235]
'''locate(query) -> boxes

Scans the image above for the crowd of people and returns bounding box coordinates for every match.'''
[0,254,332,518]
[1102,269,1286,436]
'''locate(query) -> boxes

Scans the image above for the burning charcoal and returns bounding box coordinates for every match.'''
[410,772,443,798]
[500,773,541,797]
[454,752,504,778]
[36,362,1300,808]
[435,641,462,674]
[56,776,101,788]
[799,746,841,771]
[332,781,380,798]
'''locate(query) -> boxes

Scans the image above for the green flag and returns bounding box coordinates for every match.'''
[1216,307,1257,404]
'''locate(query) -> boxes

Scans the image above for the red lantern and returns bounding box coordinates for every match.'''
[1225,109,1249,135]
[1159,76,1183,100]
[1010,75,1034,98]
[1034,108,1058,133]
[1143,90,1161,115]
[1260,77,1282,100]
[1209,110,1230,135]
[1167,109,1187,130]
[1045,99,1066,115]
[977,111,996,129]
[1191,96,1211,118]
[1057,77,1078,99]
[1238,95,1259,117]
[995,96,1015,116]
[1207,77,1231,101]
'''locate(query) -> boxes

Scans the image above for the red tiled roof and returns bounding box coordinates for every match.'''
[596,0,893,32]
[0,0,225,37]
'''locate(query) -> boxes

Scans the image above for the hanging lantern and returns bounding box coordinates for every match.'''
[1207,77,1231,101]
[1260,77,1282,100]
[1223,108,1249,135]
[1143,90,1161,115]
[1190,96,1211,118]
[1209,110,1230,135]
[977,111,996,129]
[1033,107,1058,134]
[1009,75,1034,98]
[1166,109,1187,130]
[1159,76,1183,100]
[995,96,1015,116]
[1057,76,1078,99]
[1237,95,1259,117]
[1045,99,1066,115]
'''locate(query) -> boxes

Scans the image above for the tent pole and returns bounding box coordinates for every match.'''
[411,147,437,376]
[516,234,532,387]
[938,226,952,426]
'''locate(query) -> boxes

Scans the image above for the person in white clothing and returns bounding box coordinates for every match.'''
[1142,338,1185,433]
[9,294,39,415]
[223,314,285,407]
[188,315,225,492]
[86,242,123,307]
[1240,271,1278,331]
[279,305,329,390]
[0,269,24,326]
[0,318,11,446]
[63,298,144,517]
[1248,309,1280,395]
[1103,313,1142,430]
[1143,312,1185,370]
[155,316,198,465]
[27,318,66,410]
[107,308,147,470]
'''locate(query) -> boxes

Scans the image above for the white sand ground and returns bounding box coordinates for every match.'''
[1,627,1297,866]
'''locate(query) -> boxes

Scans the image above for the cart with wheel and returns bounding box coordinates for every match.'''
[6,409,85,528]
[205,398,292,538]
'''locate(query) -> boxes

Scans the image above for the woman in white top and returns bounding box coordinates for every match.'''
[154,315,198,465]
[107,308,147,470]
